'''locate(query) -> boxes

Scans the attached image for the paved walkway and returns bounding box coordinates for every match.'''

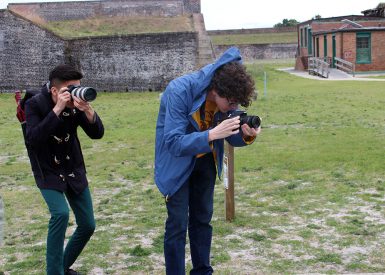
[279,68,385,81]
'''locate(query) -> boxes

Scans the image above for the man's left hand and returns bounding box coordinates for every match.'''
[241,124,261,137]
[73,97,95,123]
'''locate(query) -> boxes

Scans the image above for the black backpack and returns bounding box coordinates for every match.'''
[15,88,50,149]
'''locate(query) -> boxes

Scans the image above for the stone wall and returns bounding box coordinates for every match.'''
[0,10,66,91]
[8,0,201,22]
[208,26,296,35]
[183,0,200,14]
[0,10,198,92]
[213,43,297,62]
[67,32,198,91]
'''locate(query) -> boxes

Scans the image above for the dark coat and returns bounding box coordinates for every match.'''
[25,85,104,194]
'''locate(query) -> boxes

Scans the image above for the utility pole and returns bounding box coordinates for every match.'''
[223,141,235,221]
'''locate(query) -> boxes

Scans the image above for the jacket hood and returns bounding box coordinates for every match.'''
[189,47,242,114]
[165,47,243,117]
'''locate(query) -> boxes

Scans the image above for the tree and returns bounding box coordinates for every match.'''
[312,14,322,20]
[274,18,299,28]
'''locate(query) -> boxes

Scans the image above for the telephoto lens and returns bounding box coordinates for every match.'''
[67,85,97,102]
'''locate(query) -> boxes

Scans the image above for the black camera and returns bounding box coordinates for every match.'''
[67,85,97,102]
[226,110,261,128]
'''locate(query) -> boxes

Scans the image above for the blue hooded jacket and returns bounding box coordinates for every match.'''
[154,47,253,197]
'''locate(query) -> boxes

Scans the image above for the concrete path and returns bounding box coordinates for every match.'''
[279,67,385,81]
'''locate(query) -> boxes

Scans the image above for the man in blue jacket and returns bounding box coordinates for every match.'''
[155,47,261,274]
[25,65,104,275]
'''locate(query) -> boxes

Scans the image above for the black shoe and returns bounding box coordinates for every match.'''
[65,269,80,275]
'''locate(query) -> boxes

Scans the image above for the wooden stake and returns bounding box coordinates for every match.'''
[223,141,235,222]
[0,196,3,246]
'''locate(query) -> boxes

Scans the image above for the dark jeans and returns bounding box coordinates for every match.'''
[164,153,216,275]
[40,187,95,275]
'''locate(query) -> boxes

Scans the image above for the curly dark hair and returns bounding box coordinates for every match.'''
[208,62,255,107]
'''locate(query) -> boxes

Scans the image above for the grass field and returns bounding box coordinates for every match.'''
[210,32,297,46]
[1,61,385,274]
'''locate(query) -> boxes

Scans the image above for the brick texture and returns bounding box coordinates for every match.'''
[296,17,385,71]
[67,32,197,92]
[8,0,198,22]
[0,10,65,91]
[0,2,199,92]
[214,44,296,62]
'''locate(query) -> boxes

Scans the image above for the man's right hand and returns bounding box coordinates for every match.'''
[208,116,240,142]
[53,88,72,116]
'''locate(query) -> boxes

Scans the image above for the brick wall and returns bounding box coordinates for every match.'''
[183,0,201,13]
[0,10,198,92]
[353,31,385,71]
[67,32,198,91]
[213,43,297,62]
[0,10,66,91]
[208,27,296,35]
[311,31,385,72]
[8,0,199,22]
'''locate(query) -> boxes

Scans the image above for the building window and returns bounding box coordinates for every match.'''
[323,35,327,60]
[356,32,371,64]
[308,28,313,55]
[300,28,303,47]
[304,27,308,47]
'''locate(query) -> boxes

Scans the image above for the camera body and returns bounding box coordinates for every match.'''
[67,85,97,102]
[227,110,261,128]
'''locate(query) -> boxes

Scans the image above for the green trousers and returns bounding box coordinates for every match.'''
[40,187,95,275]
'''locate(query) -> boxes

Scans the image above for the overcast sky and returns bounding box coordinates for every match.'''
[0,0,382,29]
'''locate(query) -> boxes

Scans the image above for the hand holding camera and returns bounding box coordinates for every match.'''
[53,87,73,115]
[208,116,240,141]
[227,110,261,138]
[53,85,97,122]
[68,85,97,123]
[227,110,261,129]
[209,110,261,141]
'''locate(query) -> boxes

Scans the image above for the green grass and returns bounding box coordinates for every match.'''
[44,15,194,38]
[1,61,385,274]
[210,32,297,45]
[358,75,385,79]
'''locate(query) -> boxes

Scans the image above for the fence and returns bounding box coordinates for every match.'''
[308,57,330,78]
[335,57,355,77]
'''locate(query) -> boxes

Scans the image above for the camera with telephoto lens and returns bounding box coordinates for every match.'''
[226,110,261,128]
[67,85,97,102]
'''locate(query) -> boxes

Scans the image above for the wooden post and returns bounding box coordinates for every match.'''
[223,141,235,222]
[0,196,3,246]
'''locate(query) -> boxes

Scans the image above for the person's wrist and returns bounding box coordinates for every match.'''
[85,106,94,116]
[85,107,95,123]
[208,129,216,142]
[53,105,62,116]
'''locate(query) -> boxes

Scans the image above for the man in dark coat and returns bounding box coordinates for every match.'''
[25,65,104,275]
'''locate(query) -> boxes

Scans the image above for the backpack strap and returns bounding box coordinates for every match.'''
[19,89,51,144]
[33,92,51,118]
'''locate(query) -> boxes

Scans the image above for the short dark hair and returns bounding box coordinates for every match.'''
[49,64,83,88]
[208,62,255,107]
